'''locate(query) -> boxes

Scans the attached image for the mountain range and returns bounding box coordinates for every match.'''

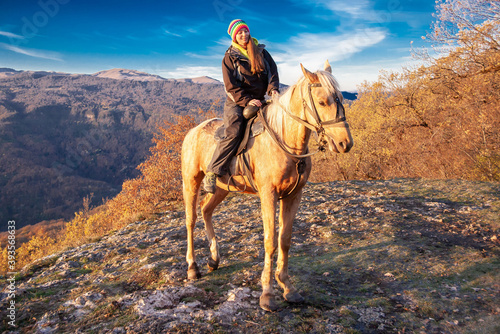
[92,68,221,85]
[0,67,222,85]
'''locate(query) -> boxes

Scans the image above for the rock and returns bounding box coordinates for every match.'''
[138,263,159,271]
[217,287,253,317]
[117,248,130,255]
[63,261,81,269]
[63,292,103,309]
[58,270,74,278]
[347,306,388,330]
[86,252,104,262]
[35,312,59,334]
[134,286,204,318]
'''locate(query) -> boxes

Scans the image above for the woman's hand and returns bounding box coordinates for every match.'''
[248,99,262,107]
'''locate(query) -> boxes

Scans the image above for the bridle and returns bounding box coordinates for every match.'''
[260,82,349,160]
[303,82,347,130]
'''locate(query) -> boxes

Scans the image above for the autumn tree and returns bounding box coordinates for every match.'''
[321,0,500,181]
[423,0,500,179]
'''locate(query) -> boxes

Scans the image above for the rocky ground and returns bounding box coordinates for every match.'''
[1,179,499,333]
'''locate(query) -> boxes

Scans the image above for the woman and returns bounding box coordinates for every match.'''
[204,19,280,193]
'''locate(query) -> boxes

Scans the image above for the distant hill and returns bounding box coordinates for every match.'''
[0,68,225,85]
[93,68,172,82]
[177,76,222,85]
[0,68,71,79]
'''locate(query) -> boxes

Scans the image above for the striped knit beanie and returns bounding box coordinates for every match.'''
[228,19,249,41]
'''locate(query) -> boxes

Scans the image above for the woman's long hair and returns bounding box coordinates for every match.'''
[246,35,265,74]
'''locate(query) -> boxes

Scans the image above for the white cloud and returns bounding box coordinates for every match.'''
[184,38,228,60]
[272,28,386,87]
[289,0,427,28]
[290,0,374,18]
[317,0,372,17]
[184,52,221,60]
[163,30,182,38]
[279,55,420,92]
[215,36,230,46]
[0,31,24,39]
[0,43,62,61]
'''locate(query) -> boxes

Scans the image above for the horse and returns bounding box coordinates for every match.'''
[181,60,353,311]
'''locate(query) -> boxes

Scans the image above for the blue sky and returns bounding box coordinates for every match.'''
[0,0,437,91]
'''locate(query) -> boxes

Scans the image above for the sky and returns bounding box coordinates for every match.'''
[0,0,438,92]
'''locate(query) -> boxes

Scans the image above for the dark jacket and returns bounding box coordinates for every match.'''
[222,44,280,107]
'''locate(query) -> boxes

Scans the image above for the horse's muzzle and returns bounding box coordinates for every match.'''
[338,139,352,153]
[327,136,352,153]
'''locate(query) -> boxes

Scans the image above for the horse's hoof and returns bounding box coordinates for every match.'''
[284,291,304,304]
[187,263,201,280]
[259,293,278,312]
[207,257,219,271]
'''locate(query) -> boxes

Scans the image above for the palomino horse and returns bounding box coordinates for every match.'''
[181,60,353,311]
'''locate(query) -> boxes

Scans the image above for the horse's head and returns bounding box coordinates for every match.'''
[299,61,353,153]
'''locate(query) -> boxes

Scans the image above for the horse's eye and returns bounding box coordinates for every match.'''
[318,101,326,107]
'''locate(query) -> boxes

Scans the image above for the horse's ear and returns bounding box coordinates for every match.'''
[300,63,319,83]
[324,60,332,73]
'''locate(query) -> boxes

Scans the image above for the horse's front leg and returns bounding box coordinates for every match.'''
[259,191,279,311]
[276,190,304,303]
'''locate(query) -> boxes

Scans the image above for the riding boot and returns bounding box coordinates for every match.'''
[204,172,218,193]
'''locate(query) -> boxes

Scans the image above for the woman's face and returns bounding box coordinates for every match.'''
[235,28,250,47]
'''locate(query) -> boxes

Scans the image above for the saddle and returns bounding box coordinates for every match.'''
[214,104,267,156]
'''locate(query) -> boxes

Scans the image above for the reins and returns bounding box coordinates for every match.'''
[256,81,348,199]
[260,82,348,160]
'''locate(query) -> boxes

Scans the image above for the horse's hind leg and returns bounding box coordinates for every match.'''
[276,190,304,304]
[200,188,228,271]
[184,172,204,280]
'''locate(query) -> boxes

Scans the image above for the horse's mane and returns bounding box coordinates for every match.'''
[266,70,342,142]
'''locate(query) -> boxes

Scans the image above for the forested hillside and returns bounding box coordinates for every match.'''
[0,72,225,230]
